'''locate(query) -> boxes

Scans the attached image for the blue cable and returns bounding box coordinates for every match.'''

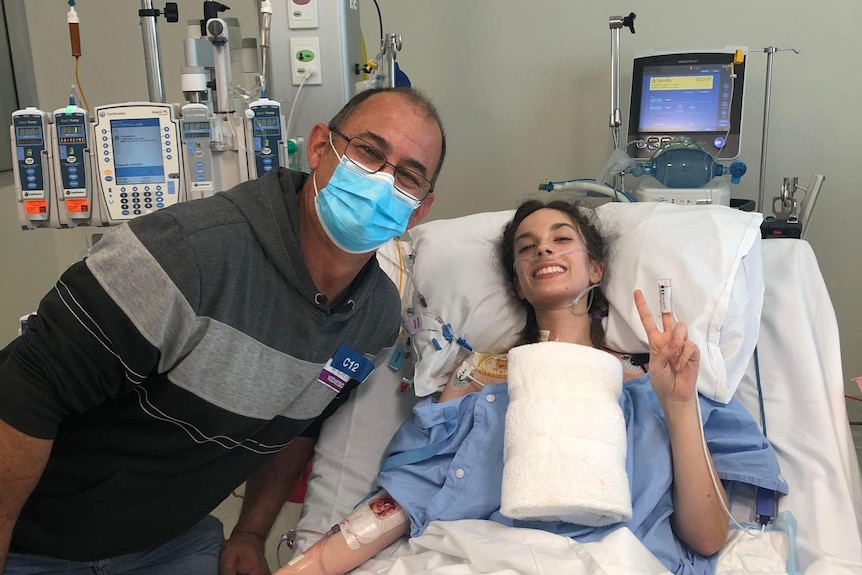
[753,347,767,436]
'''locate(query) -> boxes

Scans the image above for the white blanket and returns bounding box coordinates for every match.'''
[349,520,672,575]
[345,519,862,575]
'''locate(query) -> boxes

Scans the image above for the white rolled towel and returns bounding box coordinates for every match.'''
[501,341,632,526]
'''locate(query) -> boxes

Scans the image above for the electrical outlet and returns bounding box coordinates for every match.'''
[289,37,322,85]
[287,0,318,29]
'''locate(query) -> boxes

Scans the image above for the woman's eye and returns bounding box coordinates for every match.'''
[517,244,534,254]
[555,236,572,243]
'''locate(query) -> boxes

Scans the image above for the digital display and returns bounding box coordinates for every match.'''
[17,127,41,137]
[628,52,745,159]
[110,117,166,185]
[59,125,83,135]
[183,121,211,131]
[637,63,731,133]
[255,118,279,127]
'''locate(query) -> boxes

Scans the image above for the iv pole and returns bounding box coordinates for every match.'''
[756,47,777,213]
[608,13,636,190]
[138,1,178,103]
[756,46,803,213]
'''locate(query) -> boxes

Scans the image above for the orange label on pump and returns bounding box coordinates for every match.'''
[24,200,48,214]
[66,199,90,213]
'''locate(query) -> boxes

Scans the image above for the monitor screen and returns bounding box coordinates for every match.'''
[628,51,745,159]
[111,117,166,185]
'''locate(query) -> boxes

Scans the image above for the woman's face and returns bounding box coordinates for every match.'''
[511,208,603,309]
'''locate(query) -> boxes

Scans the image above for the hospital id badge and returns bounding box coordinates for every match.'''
[317,344,375,393]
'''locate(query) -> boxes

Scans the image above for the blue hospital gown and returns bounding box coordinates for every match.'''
[376,374,788,575]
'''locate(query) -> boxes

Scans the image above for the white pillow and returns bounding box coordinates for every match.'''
[597,202,764,403]
[407,203,764,403]
[406,210,523,395]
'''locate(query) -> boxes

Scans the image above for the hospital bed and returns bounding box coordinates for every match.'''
[290,203,862,574]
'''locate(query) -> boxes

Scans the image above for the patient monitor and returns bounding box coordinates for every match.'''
[628,48,745,160]
[627,49,747,206]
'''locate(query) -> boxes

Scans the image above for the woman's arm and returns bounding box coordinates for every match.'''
[662,399,729,555]
[633,290,729,555]
[273,490,409,575]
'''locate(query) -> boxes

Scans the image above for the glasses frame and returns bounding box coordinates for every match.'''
[329,127,434,204]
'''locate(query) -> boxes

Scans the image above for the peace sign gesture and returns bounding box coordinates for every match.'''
[633,289,700,405]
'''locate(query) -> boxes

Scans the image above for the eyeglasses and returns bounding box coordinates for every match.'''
[330,128,434,204]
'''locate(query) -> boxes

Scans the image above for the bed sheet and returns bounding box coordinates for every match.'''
[292,238,862,574]
[732,239,862,567]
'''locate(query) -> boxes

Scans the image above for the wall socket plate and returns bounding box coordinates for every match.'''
[287,0,318,29]
[289,37,322,85]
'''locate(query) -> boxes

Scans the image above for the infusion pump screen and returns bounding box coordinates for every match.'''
[638,63,732,133]
[111,118,166,185]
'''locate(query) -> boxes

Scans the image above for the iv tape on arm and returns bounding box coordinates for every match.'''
[339,490,407,550]
[282,490,408,574]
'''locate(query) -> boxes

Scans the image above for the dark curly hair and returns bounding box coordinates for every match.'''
[499,199,609,347]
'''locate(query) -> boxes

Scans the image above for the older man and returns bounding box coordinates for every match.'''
[0,87,446,575]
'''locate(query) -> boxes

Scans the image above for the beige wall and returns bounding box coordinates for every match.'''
[2,0,860,389]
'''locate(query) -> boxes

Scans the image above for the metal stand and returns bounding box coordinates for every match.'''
[383,33,403,88]
[755,46,803,213]
[138,1,178,103]
[608,13,636,149]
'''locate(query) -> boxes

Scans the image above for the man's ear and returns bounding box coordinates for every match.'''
[306,123,331,171]
[406,192,435,229]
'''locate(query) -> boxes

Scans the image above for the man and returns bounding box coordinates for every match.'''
[0,87,446,575]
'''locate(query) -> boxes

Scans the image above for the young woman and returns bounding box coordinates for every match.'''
[277,199,787,575]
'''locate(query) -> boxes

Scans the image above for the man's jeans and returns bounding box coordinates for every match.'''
[6,515,224,575]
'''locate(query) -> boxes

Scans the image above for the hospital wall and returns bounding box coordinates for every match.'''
[1,0,860,392]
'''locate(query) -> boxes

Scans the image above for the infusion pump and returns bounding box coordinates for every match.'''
[91,102,184,224]
[11,108,58,229]
[9,100,292,231]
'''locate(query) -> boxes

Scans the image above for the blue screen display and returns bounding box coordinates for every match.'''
[111,117,165,185]
[638,63,733,133]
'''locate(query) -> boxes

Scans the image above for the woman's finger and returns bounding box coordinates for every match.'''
[634,290,659,337]
[676,340,700,371]
[671,321,688,351]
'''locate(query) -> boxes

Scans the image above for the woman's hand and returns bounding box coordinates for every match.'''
[633,289,700,405]
[634,290,729,555]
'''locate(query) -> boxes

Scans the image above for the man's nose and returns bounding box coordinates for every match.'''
[379,161,398,177]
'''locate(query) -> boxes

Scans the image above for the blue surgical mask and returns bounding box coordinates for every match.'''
[314,148,416,254]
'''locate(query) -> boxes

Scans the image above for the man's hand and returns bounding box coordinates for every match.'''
[220,531,270,575]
